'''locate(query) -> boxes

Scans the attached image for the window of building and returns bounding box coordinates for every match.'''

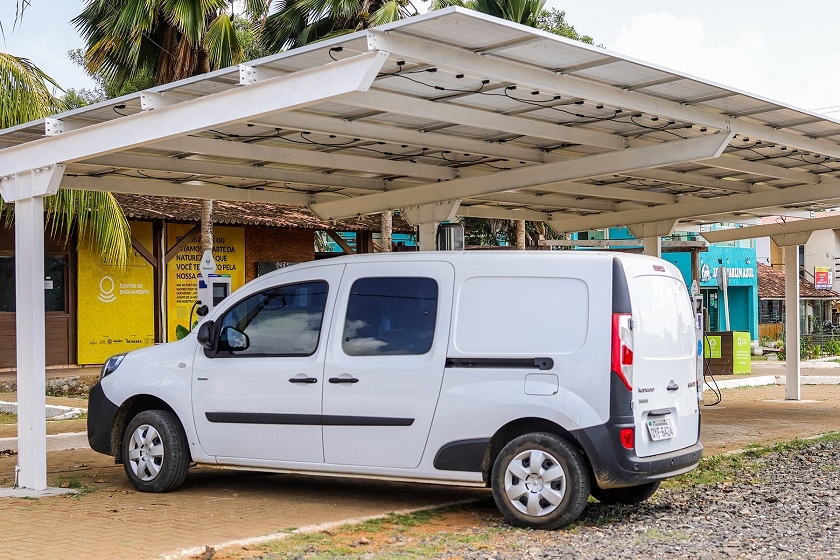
[342,277,438,356]
[0,256,67,313]
[217,281,328,356]
[759,300,783,324]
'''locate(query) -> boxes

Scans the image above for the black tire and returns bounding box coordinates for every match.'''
[491,432,590,530]
[590,481,660,505]
[122,410,190,492]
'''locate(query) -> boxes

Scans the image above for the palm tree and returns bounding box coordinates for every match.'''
[0,52,132,265]
[73,0,243,90]
[430,0,545,27]
[260,0,421,52]
[74,0,251,255]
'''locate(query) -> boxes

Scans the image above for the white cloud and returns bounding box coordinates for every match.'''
[613,13,766,97]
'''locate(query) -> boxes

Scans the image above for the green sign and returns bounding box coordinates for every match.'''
[732,331,752,374]
[704,336,721,359]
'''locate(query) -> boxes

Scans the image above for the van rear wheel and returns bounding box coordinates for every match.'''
[591,480,660,505]
[491,432,590,530]
[122,410,189,493]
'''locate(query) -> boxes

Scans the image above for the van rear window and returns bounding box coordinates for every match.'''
[453,277,588,355]
[631,275,694,358]
[342,277,438,356]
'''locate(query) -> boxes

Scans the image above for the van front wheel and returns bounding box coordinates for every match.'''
[122,410,189,493]
[491,432,590,530]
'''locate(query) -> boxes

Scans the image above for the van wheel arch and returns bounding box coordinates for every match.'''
[111,395,182,463]
[482,418,585,485]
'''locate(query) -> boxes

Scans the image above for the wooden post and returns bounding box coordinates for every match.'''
[516,220,526,250]
[381,211,393,252]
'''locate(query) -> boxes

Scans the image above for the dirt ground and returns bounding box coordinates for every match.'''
[1,384,839,559]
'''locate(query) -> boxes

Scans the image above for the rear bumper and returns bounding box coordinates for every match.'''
[573,420,703,489]
[87,381,120,456]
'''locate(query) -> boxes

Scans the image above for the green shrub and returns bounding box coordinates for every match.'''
[825,338,840,356]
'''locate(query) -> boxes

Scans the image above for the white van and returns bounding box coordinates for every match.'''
[88,251,702,529]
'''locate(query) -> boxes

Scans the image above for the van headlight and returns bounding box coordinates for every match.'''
[100,353,127,379]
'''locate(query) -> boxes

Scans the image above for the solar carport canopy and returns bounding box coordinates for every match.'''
[6,6,840,493]
[3,7,840,232]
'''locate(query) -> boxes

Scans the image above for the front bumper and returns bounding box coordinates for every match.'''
[87,381,120,456]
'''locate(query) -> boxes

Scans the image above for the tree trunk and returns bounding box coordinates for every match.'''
[516,220,526,250]
[381,211,393,252]
[201,199,214,254]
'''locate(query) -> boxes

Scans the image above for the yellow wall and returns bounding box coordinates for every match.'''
[77,221,155,364]
[166,224,245,340]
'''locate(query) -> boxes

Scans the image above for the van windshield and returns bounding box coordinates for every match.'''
[631,275,694,359]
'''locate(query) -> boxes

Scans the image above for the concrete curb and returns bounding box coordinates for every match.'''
[0,432,89,452]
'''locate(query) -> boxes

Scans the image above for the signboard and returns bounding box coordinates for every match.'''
[815,266,832,290]
[166,225,245,340]
[732,331,752,374]
[77,221,155,364]
[703,336,721,359]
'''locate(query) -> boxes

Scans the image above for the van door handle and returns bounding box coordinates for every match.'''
[329,376,359,384]
[289,377,318,384]
[666,381,679,391]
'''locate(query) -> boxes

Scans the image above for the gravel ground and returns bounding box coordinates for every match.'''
[446,440,840,560]
[238,438,840,560]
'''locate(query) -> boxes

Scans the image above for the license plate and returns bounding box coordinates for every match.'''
[647,417,676,441]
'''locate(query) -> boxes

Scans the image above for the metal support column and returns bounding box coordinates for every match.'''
[784,244,801,400]
[14,195,47,489]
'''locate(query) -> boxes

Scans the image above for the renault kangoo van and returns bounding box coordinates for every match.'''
[88,251,702,529]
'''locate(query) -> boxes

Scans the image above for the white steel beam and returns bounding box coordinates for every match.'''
[694,155,820,184]
[475,192,616,212]
[700,214,840,243]
[82,153,417,192]
[340,90,626,150]
[785,244,801,400]
[402,200,460,250]
[547,181,840,234]
[151,135,454,181]
[535,181,676,204]
[0,165,64,202]
[616,169,755,193]
[366,31,840,160]
[254,111,545,163]
[628,220,677,239]
[60,175,342,205]
[0,51,389,178]
[456,204,551,221]
[310,133,733,219]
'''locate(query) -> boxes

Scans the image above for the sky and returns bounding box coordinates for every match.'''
[2,1,839,117]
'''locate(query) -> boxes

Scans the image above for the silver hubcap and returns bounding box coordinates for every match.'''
[504,449,567,517]
[127,424,164,481]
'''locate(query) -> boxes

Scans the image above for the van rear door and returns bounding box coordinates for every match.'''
[628,269,699,458]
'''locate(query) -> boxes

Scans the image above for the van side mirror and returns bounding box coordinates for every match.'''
[196,320,215,350]
[220,326,250,352]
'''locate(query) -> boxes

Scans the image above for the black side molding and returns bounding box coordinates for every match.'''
[433,438,490,472]
[446,357,554,370]
[206,412,414,426]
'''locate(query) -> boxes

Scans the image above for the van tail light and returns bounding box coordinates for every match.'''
[611,313,634,391]
[619,428,635,450]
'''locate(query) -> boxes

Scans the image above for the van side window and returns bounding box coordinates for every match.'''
[216,281,328,356]
[342,277,438,356]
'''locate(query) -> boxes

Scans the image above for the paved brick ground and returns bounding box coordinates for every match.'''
[0,383,839,560]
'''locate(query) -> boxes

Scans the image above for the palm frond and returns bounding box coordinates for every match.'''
[44,190,132,268]
[205,12,244,68]
[0,52,67,129]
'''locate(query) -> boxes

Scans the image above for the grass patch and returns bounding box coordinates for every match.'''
[53,475,96,495]
[666,431,840,489]
[0,411,16,424]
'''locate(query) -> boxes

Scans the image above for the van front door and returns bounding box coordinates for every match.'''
[322,261,454,469]
[191,265,343,463]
